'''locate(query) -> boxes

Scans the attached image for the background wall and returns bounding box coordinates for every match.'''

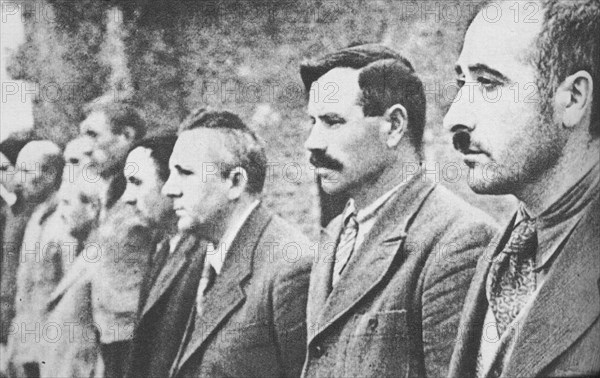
[4,0,517,238]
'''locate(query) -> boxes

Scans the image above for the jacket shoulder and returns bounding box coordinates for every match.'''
[418,184,499,238]
[254,213,313,274]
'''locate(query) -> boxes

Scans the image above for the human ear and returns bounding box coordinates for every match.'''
[227,167,248,200]
[557,70,593,129]
[121,126,137,142]
[384,104,407,148]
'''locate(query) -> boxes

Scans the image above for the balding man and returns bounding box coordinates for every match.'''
[6,140,64,378]
[445,1,600,377]
[0,135,34,376]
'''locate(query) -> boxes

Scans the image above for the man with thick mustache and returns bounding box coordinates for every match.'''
[445,1,600,377]
[300,44,498,378]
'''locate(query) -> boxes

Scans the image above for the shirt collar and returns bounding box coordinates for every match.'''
[354,182,405,224]
[206,199,261,274]
[0,185,17,207]
[520,163,599,270]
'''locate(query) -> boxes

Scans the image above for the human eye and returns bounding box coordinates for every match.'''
[477,76,502,90]
[128,176,142,186]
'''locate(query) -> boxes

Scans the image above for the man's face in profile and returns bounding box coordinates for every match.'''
[79,110,131,176]
[57,180,100,237]
[163,129,231,233]
[122,147,173,226]
[305,67,390,197]
[0,152,16,192]
[444,1,562,196]
[14,143,61,203]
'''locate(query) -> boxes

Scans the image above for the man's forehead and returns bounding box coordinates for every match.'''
[17,141,61,165]
[307,67,362,112]
[458,2,542,74]
[81,111,110,130]
[125,147,153,175]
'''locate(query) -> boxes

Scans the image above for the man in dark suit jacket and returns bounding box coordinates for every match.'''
[130,109,312,378]
[444,1,600,377]
[300,44,498,377]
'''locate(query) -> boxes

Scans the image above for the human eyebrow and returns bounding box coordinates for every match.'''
[85,129,98,138]
[127,176,142,185]
[174,164,193,175]
[468,63,510,83]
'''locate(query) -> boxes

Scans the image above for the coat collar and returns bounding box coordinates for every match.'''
[503,194,600,377]
[448,214,516,378]
[141,233,202,316]
[174,204,273,370]
[308,173,436,344]
[450,194,600,378]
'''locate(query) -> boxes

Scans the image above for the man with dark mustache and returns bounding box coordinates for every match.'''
[300,44,498,378]
[445,1,600,377]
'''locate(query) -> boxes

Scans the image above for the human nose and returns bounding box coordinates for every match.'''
[304,123,328,152]
[161,173,181,198]
[121,186,136,205]
[443,83,478,132]
[443,85,477,135]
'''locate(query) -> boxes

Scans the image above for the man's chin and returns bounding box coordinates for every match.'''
[177,218,194,232]
[320,179,346,196]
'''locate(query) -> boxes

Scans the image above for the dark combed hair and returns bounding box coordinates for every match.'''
[130,132,178,182]
[85,98,147,140]
[0,131,36,165]
[300,44,427,151]
[534,0,599,135]
[179,108,267,195]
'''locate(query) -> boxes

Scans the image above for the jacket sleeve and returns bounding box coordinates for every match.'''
[271,254,312,378]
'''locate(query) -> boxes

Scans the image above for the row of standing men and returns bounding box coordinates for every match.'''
[1,1,599,377]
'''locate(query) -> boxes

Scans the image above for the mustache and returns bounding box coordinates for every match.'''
[452,131,471,154]
[309,151,343,171]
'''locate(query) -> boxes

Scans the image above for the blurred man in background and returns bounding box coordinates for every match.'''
[300,44,497,377]
[6,140,64,378]
[121,133,180,315]
[33,99,149,378]
[90,133,179,378]
[78,97,146,213]
[0,134,34,377]
[445,1,600,377]
[40,175,103,378]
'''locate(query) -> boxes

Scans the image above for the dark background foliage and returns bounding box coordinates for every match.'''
[6,0,516,237]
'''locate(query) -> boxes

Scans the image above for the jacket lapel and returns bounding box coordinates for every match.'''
[306,216,343,332]
[310,175,436,343]
[448,215,516,378]
[142,234,199,316]
[504,196,600,377]
[175,205,273,370]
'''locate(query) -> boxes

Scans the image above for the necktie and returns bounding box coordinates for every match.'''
[487,217,537,336]
[196,262,217,314]
[333,201,358,286]
[171,261,217,375]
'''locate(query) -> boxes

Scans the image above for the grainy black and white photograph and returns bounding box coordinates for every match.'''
[0,0,598,377]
